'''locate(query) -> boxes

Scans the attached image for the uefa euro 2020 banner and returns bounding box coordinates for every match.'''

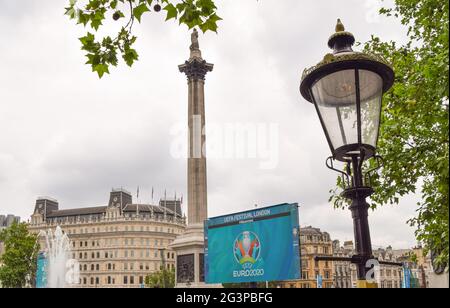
[204,203,301,284]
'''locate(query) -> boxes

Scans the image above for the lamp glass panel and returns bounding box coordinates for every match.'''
[311,69,357,151]
[358,70,383,148]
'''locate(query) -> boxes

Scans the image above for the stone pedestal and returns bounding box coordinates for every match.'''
[170,223,206,287]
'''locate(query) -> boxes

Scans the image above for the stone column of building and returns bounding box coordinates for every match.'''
[170,29,214,288]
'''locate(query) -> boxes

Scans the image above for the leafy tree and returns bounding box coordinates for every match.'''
[144,267,175,288]
[0,222,40,288]
[330,0,448,268]
[64,0,221,77]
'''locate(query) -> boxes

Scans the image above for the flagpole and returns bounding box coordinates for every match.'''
[164,189,167,220]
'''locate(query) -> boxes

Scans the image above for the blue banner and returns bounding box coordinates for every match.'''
[204,203,301,284]
[317,274,323,288]
[402,265,411,289]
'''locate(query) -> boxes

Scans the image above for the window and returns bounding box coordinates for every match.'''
[90,277,94,285]
[302,272,308,280]
[108,263,112,270]
[92,252,95,259]
[84,264,87,271]
[96,264,100,271]
[108,276,111,284]
[83,277,87,285]
[124,276,128,284]
[91,264,94,271]
[96,277,99,285]
[139,276,144,284]
[79,253,83,259]
[130,276,135,284]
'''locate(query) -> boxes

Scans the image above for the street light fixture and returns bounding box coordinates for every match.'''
[300,19,394,288]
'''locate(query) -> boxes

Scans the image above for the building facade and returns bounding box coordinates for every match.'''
[332,240,353,288]
[29,189,186,288]
[281,226,334,288]
[372,246,404,288]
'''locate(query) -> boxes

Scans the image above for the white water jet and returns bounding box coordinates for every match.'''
[39,226,72,288]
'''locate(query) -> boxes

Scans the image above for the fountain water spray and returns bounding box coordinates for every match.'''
[38,226,76,288]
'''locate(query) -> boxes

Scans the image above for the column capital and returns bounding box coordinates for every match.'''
[179,58,214,81]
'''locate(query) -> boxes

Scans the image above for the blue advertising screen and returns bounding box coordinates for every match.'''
[204,203,301,284]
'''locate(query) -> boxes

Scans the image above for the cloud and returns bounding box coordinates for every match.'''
[0,0,417,249]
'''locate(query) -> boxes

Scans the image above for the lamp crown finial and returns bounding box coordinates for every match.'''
[335,19,345,32]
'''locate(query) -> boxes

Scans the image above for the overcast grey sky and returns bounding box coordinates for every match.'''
[0,0,419,248]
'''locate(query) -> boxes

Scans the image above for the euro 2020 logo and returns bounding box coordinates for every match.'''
[233,231,261,269]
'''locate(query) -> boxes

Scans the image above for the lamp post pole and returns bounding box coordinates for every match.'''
[342,156,374,283]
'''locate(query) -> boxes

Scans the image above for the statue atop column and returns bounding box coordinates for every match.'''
[188,28,203,60]
[190,28,200,51]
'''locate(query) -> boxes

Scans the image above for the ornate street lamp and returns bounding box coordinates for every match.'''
[300,19,394,287]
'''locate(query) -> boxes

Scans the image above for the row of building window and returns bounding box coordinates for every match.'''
[75,250,175,260]
[300,271,332,280]
[78,262,175,272]
[64,225,179,235]
[73,238,170,249]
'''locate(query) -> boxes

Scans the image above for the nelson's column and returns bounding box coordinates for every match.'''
[170,29,213,287]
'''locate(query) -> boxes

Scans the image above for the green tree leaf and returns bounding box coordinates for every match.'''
[133,2,150,23]
[0,222,39,288]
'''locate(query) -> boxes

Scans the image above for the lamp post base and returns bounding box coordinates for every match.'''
[356,280,378,288]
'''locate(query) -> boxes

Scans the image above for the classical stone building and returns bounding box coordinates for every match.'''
[332,240,353,288]
[281,226,334,288]
[372,246,404,288]
[334,241,405,288]
[29,189,186,288]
